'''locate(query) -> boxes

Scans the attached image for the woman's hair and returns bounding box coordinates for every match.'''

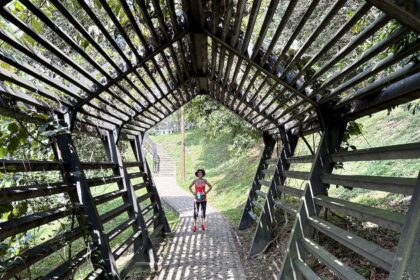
[195,169,206,177]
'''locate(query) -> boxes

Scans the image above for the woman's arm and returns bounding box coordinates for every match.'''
[205,180,213,194]
[188,180,196,195]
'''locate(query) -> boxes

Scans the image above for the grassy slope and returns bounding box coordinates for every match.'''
[151,106,420,226]
[329,107,420,209]
[152,130,262,225]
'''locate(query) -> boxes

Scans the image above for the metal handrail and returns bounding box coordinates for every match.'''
[143,134,160,173]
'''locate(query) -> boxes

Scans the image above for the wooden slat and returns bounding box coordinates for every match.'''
[314,195,405,232]
[107,218,136,241]
[329,39,420,99]
[0,9,99,87]
[321,174,416,195]
[113,230,143,259]
[283,170,310,180]
[0,49,82,102]
[72,28,187,110]
[141,202,158,216]
[285,155,314,164]
[308,216,394,271]
[289,3,371,89]
[273,200,297,216]
[20,0,110,79]
[41,248,95,280]
[84,269,104,280]
[293,258,321,280]
[0,159,62,172]
[255,190,267,198]
[124,161,143,167]
[338,68,420,121]
[330,142,420,162]
[137,192,153,203]
[251,200,263,210]
[133,182,149,191]
[276,185,304,197]
[0,182,74,203]
[258,180,271,187]
[265,158,278,164]
[80,161,117,170]
[100,203,131,223]
[366,0,420,33]
[128,171,146,179]
[305,14,389,91]
[2,227,83,277]
[261,168,277,175]
[0,208,74,240]
[94,189,126,205]
[330,37,416,109]
[389,172,420,278]
[282,0,347,76]
[86,175,122,187]
[302,237,365,280]
[248,210,257,221]
[206,32,316,106]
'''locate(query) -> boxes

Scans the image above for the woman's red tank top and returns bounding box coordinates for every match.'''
[195,180,206,201]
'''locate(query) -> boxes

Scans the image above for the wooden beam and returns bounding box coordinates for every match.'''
[238,133,276,230]
[73,32,187,110]
[133,134,171,233]
[389,172,420,279]
[52,131,120,279]
[248,127,299,257]
[367,0,420,33]
[337,65,420,120]
[206,32,317,107]
[105,130,156,264]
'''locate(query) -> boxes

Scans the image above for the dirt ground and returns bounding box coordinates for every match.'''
[230,224,292,279]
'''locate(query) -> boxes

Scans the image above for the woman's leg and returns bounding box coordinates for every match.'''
[201,201,207,228]
[193,201,199,227]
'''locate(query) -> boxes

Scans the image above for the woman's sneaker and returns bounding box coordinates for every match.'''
[192,225,197,232]
[201,224,206,231]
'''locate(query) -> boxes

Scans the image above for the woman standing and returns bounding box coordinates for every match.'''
[189,169,213,232]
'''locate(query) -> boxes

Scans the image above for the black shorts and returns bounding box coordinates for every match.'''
[193,201,207,219]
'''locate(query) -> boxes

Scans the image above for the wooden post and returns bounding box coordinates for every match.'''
[389,171,420,279]
[239,132,276,230]
[278,108,346,278]
[103,130,155,266]
[52,130,120,279]
[248,127,298,257]
[133,134,171,234]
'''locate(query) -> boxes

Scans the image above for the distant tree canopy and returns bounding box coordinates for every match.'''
[184,95,261,153]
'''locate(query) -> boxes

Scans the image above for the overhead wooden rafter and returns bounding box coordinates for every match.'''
[0,0,417,138]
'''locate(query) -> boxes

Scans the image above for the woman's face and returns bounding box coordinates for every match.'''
[197,171,203,178]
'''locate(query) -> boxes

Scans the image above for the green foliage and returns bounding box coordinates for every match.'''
[403,100,420,115]
[184,95,260,155]
[0,119,28,158]
[341,121,363,148]
[0,116,70,264]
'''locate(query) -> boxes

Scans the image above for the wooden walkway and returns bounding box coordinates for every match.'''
[153,176,246,279]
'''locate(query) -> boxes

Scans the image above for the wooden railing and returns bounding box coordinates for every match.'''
[0,132,170,280]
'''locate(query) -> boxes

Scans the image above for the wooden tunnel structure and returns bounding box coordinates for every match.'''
[0,0,419,279]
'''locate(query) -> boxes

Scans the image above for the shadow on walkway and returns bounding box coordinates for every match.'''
[152,176,246,279]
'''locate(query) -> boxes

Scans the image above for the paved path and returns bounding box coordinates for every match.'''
[153,176,246,279]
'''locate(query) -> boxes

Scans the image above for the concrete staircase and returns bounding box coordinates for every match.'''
[154,145,177,177]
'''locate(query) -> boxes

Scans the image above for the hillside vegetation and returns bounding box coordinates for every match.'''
[152,130,262,225]
[151,105,420,226]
